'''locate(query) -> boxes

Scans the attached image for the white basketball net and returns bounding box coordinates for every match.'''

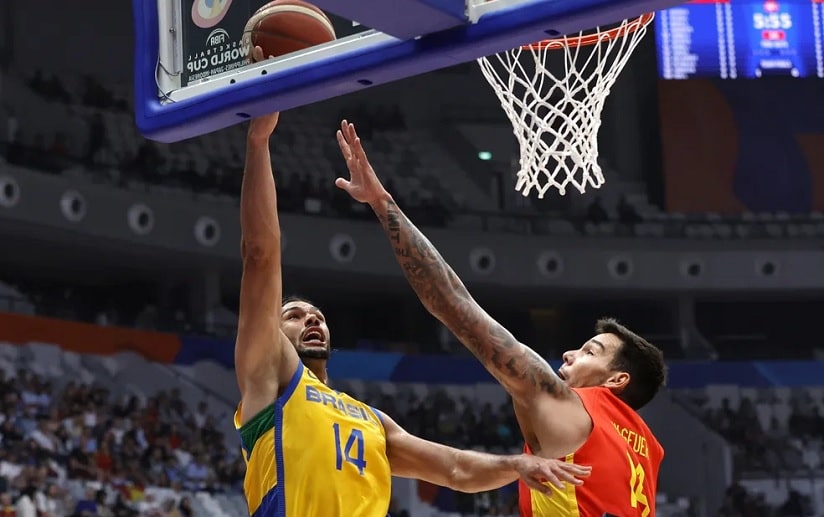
[477,15,653,198]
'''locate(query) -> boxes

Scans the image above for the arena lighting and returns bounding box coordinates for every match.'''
[607,255,634,279]
[0,174,20,208]
[478,151,493,161]
[469,247,496,275]
[194,216,221,247]
[329,233,356,263]
[59,190,87,223]
[755,258,779,277]
[127,203,155,236]
[536,251,564,278]
[679,257,704,279]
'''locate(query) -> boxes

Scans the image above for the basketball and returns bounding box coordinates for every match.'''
[244,0,336,61]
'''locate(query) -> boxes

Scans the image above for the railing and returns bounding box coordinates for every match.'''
[0,292,239,339]
[6,143,824,239]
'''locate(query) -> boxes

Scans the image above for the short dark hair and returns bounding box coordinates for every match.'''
[596,317,667,410]
[282,295,316,308]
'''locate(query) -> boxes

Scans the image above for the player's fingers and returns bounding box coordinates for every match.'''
[252,46,264,63]
[552,467,584,485]
[561,464,592,477]
[348,122,360,140]
[334,178,350,190]
[336,130,352,158]
[524,477,553,495]
[345,122,357,145]
[539,470,565,490]
[521,477,552,495]
[353,137,369,162]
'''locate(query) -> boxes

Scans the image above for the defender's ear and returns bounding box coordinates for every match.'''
[604,371,630,392]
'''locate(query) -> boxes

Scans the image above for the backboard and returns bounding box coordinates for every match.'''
[133,0,685,142]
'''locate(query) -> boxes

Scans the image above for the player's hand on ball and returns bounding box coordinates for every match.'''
[335,120,386,205]
[514,455,591,495]
[248,45,266,64]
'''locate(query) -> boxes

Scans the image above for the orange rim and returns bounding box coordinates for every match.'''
[524,13,654,50]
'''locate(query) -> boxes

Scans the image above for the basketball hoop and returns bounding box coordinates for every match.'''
[478,14,654,198]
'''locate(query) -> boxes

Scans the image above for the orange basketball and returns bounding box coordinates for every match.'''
[244,0,336,60]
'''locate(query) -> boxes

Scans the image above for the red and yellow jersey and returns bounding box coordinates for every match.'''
[519,387,664,517]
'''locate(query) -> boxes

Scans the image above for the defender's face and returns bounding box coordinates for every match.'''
[558,333,626,389]
[281,301,331,359]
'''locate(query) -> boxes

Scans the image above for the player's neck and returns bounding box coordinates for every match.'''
[304,358,329,384]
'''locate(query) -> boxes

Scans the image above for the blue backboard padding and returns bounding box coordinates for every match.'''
[134,0,685,142]
[174,336,823,387]
[311,0,467,40]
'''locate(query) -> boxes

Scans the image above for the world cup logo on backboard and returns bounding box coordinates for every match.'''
[191,0,234,29]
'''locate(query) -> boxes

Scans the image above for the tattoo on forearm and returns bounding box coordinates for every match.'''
[379,200,567,398]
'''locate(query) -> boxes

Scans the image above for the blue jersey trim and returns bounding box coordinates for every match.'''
[370,406,385,428]
[278,361,304,405]
[273,361,303,517]
[237,429,249,460]
[251,488,280,517]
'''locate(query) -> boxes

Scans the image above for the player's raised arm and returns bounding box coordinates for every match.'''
[235,48,299,423]
[334,120,592,455]
[377,410,590,493]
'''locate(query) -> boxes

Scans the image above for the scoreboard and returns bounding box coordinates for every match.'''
[655,0,824,78]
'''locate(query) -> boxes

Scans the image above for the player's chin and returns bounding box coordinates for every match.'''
[559,373,580,388]
[297,345,331,360]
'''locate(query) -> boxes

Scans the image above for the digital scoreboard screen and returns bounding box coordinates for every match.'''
[655,0,824,78]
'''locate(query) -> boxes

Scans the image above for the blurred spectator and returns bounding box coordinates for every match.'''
[586,196,609,223]
[15,486,36,517]
[683,390,819,516]
[0,366,243,515]
[0,493,15,517]
[178,496,193,517]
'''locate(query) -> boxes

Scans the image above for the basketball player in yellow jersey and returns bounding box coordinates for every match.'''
[234,47,591,517]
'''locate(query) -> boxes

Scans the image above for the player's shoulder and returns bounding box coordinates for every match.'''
[571,386,635,419]
[575,388,663,450]
[570,385,613,404]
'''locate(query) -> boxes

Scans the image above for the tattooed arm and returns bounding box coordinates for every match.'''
[376,197,562,398]
[334,121,592,457]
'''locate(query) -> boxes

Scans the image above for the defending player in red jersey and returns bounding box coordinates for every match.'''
[517,322,664,516]
[334,120,667,517]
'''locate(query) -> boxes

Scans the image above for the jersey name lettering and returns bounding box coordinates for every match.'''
[305,385,377,424]
[611,421,649,459]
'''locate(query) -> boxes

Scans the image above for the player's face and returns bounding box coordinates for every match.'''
[558,333,629,390]
[281,301,331,360]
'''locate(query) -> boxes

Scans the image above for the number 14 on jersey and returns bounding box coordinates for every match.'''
[333,423,367,475]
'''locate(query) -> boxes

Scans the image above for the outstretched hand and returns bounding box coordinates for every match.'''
[247,45,279,141]
[514,455,591,495]
[335,120,387,205]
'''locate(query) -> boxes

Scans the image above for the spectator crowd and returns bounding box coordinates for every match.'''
[689,390,821,516]
[0,369,243,516]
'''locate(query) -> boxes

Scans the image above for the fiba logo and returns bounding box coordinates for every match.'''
[191,0,234,29]
[206,28,231,47]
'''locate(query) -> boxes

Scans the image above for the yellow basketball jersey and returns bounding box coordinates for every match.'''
[234,362,392,517]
